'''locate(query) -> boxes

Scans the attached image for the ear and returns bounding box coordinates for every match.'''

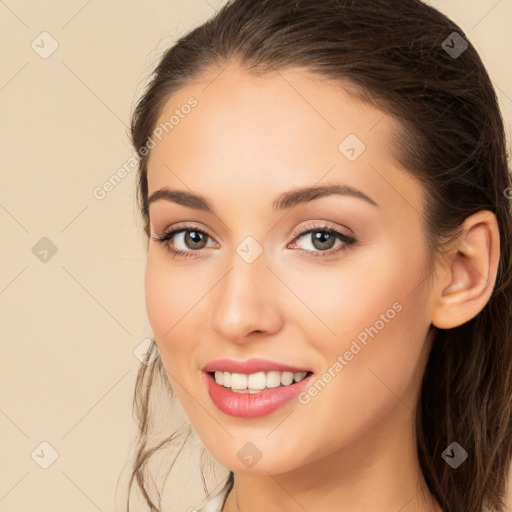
[431,210,500,330]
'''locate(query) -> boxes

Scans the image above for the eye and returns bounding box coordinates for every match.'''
[151,221,357,259]
[289,222,357,258]
[151,224,217,259]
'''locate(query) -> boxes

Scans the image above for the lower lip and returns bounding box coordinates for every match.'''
[204,371,313,418]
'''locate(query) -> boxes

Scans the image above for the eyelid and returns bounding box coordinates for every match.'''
[153,221,215,241]
[289,221,354,240]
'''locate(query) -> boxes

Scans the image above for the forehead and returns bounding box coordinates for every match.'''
[146,64,424,218]
[149,65,386,164]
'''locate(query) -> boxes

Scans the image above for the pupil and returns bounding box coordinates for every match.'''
[186,231,206,249]
[313,231,335,250]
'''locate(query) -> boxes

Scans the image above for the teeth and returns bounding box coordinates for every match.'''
[230,372,247,389]
[213,370,308,392]
[293,372,307,382]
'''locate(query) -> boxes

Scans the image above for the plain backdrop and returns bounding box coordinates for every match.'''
[1,1,511,511]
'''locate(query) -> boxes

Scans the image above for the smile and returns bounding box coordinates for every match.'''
[203,370,314,418]
[214,370,309,392]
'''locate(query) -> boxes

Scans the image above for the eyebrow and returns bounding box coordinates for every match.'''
[146,183,378,213]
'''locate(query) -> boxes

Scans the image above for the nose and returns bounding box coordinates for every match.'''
[210,249,284,344]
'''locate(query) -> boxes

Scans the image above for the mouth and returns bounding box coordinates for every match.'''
[206,369,314,393]
[203,369,314,418]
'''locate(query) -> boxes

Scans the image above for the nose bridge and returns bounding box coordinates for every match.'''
[210,244,282,342]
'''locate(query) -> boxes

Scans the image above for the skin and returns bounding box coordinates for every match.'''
[144,62,500,512]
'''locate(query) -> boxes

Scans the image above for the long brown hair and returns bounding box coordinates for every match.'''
[127,1,512,511]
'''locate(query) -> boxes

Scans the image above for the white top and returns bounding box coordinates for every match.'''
[194,474,233,512]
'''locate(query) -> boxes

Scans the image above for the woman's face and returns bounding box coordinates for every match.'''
[144,64,437,475]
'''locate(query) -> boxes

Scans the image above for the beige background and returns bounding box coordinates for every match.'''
[0,1,511,511]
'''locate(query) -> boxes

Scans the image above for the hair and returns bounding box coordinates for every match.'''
[126,1,512,511]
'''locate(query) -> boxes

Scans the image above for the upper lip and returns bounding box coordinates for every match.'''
[202,358,312,374]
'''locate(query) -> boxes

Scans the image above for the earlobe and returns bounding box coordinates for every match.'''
[431,210,500,330]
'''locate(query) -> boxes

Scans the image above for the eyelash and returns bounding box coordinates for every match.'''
[151,222,357,260]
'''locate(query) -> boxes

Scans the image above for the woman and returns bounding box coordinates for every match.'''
[127,1,512,511]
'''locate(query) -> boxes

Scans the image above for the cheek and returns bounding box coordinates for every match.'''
[144,251,200,335]
[144,253,195,365]
[289,243,430,397]
[297,247,430,421]
[144,255,171,338]
[281,244,425,346]
[144,256,202,410]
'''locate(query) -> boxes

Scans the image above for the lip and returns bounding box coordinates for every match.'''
[202,357,312,374]
[203,371,313,418]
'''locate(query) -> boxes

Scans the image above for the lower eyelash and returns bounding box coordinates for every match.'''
[166,247,197,258]
[152,225,356,259]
